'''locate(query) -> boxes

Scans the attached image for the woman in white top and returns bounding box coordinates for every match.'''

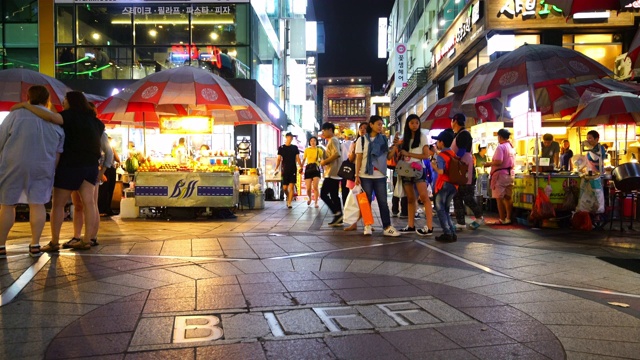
[355,115,400,237]
[396,114,434,236]
[344,122,370,231]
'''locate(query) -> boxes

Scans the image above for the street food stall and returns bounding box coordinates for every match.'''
[129,115,238,210]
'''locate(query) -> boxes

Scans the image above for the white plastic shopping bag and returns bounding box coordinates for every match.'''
[343,191,361,225]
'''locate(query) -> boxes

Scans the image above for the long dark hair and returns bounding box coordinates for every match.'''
[401,114,421,152]
[65,91,94,114]
[367,115,382,135]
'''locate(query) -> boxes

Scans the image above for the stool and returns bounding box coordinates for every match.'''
[609,190,637,231]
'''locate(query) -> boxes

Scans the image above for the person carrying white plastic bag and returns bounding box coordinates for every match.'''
[342,186,362,229]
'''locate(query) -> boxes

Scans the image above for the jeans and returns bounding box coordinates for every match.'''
[360,177,391,228]
[453,184,483,225]
[341,179,350,206]
[321,178,342,215]
[435,183,457,235]
[391,171,408,215]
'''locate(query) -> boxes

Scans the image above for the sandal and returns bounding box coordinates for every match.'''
[90,238,99,247]
[68,240,91,250]
[41,242,60,253]
[344,223,357,231]
[28,244,42,258]
[0,246,6,259]
[62,237,82,249]
[488,219,512,225]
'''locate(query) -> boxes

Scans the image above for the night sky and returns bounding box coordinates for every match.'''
[312,0,396,92]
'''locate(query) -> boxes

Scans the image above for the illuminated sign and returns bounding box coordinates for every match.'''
[395,43,408,90]
[55,0,247,3]
[159,116,213,134]
[498,0,563,18]
[378,18,388,59]
[434,2,481,65]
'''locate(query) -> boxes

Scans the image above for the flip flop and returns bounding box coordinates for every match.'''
[488,219,510,225]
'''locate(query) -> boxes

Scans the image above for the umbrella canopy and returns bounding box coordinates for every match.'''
[0,68,71,111]
[568,91,640,127]
[462,44,613,107]
[544,0,630,18]
[626,26,640,74]
[207,100,273,126]
[420,93,506,129]
[568,78,640,96]
[449,65,486,94]
[109,66,249,111]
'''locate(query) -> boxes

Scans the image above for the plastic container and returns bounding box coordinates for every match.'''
[120,198,139,218]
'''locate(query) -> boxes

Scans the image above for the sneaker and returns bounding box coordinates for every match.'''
[455,223,466,231]
[383,226,401,237]
[398,213,408,219]
[62,237,82,249]
[416,227,433,236]
[328,214,343,227]
[399,226,416,233]
[391,212,399,217]
[467,220,482,230]
[435,233,455,243]
[414,212,422,219]
[363,225,373,235]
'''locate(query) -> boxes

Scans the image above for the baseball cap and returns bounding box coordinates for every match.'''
[431,131,454,147]
[285,132,294,137]
[450,113,466,126]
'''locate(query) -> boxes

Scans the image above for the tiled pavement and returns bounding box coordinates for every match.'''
[1,199,640,359]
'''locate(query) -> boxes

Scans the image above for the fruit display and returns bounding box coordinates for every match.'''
[136,158,234,173]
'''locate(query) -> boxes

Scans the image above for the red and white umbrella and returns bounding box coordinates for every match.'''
[420,93,506,130]
[111,66,249,111]
[0,68,71,111]
[200,99,273,126]
[568,78,640,97]
[568,91,640,127]
[462,44,613,108]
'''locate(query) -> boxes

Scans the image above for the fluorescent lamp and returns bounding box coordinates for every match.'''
[573,11,610,19]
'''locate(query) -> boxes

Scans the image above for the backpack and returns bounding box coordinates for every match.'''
[440,150,469,186]
[264,188,276,201]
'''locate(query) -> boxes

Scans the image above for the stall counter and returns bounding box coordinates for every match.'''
[513,173,580,210]
[134,172,237,208]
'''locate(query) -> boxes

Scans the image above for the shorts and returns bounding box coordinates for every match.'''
[491,172,514,200]
[54,166,99,191]
[282,171,297,186]
[400,168,427,184]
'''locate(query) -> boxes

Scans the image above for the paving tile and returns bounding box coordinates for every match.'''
[435,323,517,348]
[282,280,329,292]
[374,285,429,298]
[0,313,80,329]
[148,283,195,300]
[436,293,506,308]
[325,333,406,360]
[241,282,287,295]
[524,340,566,360]
[528,311,640,327]
[197,276,238,287]
[559,337,640,358]
[275,271,319,282]
[334,287,389,302]
[45,332,131,359]
[57,314,140,337]
[197,284,242,296]
[319,258,353,272]
[0,327,62,345]
[4,300,99,316]
[461,306,533,323]
[245,293,296,307]
[444,273,513,290]
[124,348,195,360]
[547,325,640,343]
[275,309,327,335]
[221,313,272,339]
[381,328,461,353]
[166,265,217,279]
[290,290,341,305]
[323,277,370,290]
[263,338,336,359]
[313,271,357,280]
[143,298,196,313]
[406,349,479,360]
[129,317,174,346]
[197,294,247,310]
[199,262,244,276]
[360,275,411,287]
[489,320,558,343]
[133,269,193,284]
[291,258,323,272]
[99,274,169,290]
[467,343,548,360]
[233,260,270,274]
[345,259,384,273]
[413,299,472,323]
[260,259,295,272]
[197,341,266,360]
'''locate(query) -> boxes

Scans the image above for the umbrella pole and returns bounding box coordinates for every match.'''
[614,116,618,168]
[143,113,147,156]
[529,85,537,112]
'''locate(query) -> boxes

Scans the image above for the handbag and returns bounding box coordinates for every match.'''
[396,160,423,179]
[338,159,356,181]
[304,163,320,178]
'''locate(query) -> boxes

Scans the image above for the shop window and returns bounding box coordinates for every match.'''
[78,6,132,46]
[514,34,539,47]
[444,75,454,95]
[3,48,38,70]
[478,46,490,68]
[4,23,37,47]
[563,34,620,71]
[134,16,189,46]
[57,6,74,44]
[3,0,37,22]
[328,99,366,117]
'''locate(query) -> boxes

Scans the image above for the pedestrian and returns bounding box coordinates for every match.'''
[339,129,355,205]
[560,140,573,171]
[0,86,65,258]
[585,130,606,173]
[91,47,109,79]
[391,128,409,219]
[300,136,323,208]
[431,130,458,242]
[397,114,433,236]
[474,145,488,169]
[344,122,369,231]
[450,113,485,230]
[32,91,105,252]
[484,129,516,225]
[320,123,343,226]
[354,115,400,237]
[275,132,302,208]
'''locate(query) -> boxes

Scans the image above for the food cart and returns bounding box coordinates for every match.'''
[126,115,239,213]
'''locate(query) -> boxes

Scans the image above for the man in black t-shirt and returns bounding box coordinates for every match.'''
[276,132,302,208]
